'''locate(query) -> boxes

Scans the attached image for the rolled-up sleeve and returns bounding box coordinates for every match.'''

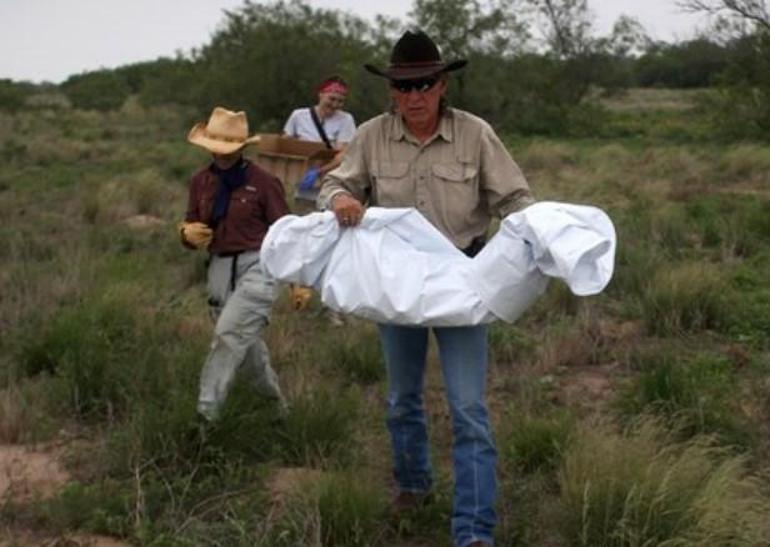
[479,124,534,217]
[317,126,372,209]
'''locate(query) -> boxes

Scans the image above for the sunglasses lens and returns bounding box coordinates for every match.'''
[393,77,438,93]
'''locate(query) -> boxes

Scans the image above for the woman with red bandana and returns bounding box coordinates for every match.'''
[283,75,356,195]
[283,76,356,325]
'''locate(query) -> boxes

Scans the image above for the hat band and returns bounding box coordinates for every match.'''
[390,61,444,68]
[203,129,245,144]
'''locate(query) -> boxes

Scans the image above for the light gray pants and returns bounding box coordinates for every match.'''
[197,250,285,421]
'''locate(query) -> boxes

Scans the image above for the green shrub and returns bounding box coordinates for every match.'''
[0,79,39,112]
[500,408,573,473]
[61,70,130,111]
[685,194,770,258]
[132,462,268,545]
[639,262,729,335]
[131,169,173,216]
[265,469,389,547]
[725,269,770,347]
[47,459,269,545]
[322,327,384,385]
[18,295,142,418]
[608,240,662,300]
[42,480,134,537]
[559,417,770,546]
[0,137,28,162]
[616,350,753,446]
[107,384,216,474]
[518,139,579,173]
[718,144,770,181]
[316,471,387,546]
[523,281,581,324]
[17,285,204,423]
[276,388,361,466]
[489,324,537,366]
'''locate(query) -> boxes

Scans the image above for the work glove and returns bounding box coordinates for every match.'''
[298,167,321,191]
[288,283,314,311]
[178,221,213,250]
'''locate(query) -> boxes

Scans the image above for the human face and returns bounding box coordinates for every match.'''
[212,151,241,170]
[318,91,346,116]
[390,76,446,131]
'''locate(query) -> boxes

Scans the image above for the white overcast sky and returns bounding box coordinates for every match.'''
[1,0,707,84]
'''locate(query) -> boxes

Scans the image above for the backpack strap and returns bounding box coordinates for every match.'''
[309,107,333,149]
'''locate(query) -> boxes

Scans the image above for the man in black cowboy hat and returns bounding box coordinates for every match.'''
[318,30,534,547]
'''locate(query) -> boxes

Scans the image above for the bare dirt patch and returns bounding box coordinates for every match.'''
[0,444,131,547]
[558,365,616,409]
[0,444,70,503]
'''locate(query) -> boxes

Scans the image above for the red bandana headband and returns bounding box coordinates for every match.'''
[318,80,348,96]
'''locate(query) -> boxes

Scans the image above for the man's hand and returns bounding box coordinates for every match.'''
[179,221,213,250]
[288,284,314,310]
[331,193,364,227]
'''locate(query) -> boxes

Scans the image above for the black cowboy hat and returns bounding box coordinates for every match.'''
[364,29,467,80]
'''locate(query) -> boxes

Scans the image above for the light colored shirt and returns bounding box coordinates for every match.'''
[260,203,616,326]
[283,108,356,147]
[318,108,534,249]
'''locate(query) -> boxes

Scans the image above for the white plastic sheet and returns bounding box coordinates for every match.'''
[261,202,616,326]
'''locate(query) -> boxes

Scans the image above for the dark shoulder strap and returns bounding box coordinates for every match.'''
[309,107,333,149]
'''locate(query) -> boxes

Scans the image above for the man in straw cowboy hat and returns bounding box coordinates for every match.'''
[180,106,289,422]
[318,30,535,547]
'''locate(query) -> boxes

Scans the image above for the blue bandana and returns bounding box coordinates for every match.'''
[210,158,247,227]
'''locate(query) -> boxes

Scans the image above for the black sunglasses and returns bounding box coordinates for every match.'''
[390,76,440,93]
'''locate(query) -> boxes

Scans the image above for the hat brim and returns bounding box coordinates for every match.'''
[187,122,261,154]
[364,59,467,80]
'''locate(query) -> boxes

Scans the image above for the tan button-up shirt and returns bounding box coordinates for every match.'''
[318,108,533,249]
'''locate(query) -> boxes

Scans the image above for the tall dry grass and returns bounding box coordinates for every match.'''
[559,417,770,546]
[640,261,729,335]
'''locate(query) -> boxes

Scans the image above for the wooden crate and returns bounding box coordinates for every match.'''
[247,134,336,208]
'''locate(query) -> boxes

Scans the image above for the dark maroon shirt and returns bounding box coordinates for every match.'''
[185,160,289,254]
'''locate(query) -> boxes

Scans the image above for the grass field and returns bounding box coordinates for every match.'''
[1,90,769,546]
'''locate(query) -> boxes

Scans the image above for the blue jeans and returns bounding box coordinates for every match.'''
[378,323,497,547]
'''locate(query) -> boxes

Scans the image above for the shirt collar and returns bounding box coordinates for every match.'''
[390,108,454,144]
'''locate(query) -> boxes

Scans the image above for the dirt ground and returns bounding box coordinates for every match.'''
[0,444,70,504]
[0,444,130,547]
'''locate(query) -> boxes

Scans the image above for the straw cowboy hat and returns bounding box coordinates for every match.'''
[187,107,261,155]
[364,29,467,81]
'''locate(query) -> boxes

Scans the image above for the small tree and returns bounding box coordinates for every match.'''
[0,79,34,112]
[194,0,387,131]
[634,38,730,88]
[61,70,131,111]
[677,0,770,32]
[678,0,770,138]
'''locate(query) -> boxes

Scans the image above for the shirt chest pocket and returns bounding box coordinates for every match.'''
[432,162,478,185]
[373,161,412,206]
[230,191,262,219]
[431,162,478,199]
